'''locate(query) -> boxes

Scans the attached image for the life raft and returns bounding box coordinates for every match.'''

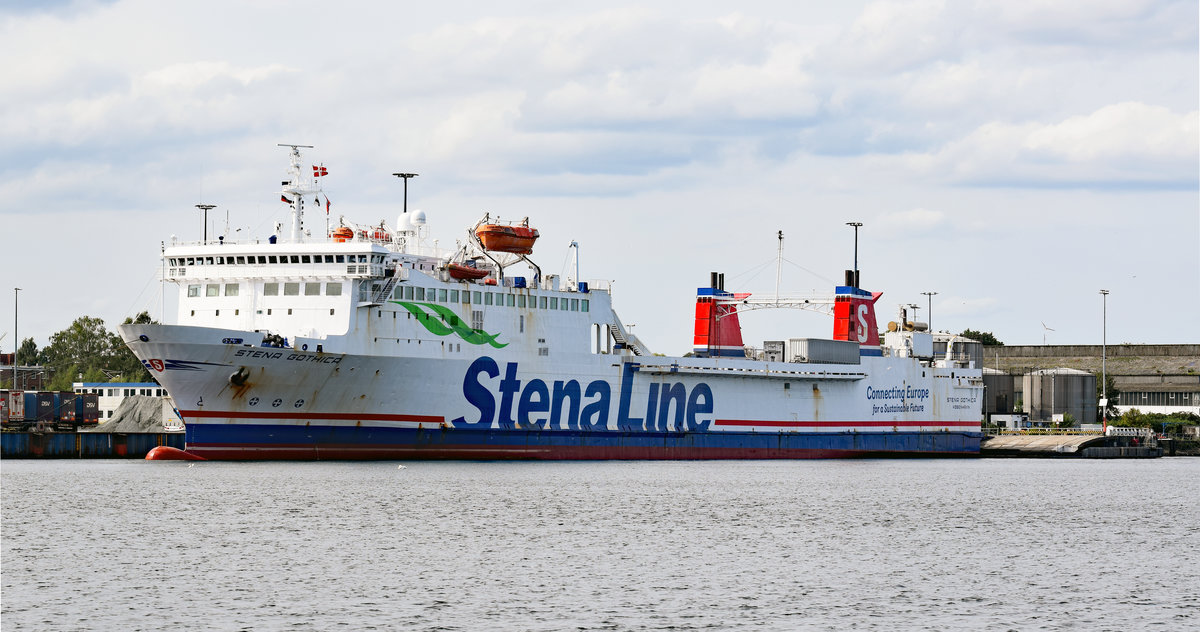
[475,224,539,255]
[448,262,490,280]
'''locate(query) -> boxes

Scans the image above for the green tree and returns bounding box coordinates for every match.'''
[110,312,156,382]
[959,329,1003,346]
[16,337,38,366]
[41,314,156,386]
[1097,373,1120,420]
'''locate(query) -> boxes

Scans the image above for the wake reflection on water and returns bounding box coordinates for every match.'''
[2,459,1198,631]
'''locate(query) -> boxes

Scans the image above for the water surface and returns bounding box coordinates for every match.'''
[3,459,1197,630]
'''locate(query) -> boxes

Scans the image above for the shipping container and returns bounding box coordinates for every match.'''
[2,390,26,425]
[25,392,56,423]
[76,393,100,425]
[788,338,861,365]
[54,392,77,423]
[762,341,785,362]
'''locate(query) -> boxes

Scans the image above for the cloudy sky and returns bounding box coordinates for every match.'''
[2,0,1197,357]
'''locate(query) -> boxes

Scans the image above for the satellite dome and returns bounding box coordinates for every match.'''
[411,209,427,225]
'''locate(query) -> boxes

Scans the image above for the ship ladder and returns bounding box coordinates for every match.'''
[607,323,644,356]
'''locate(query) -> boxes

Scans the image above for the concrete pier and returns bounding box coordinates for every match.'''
[981,433,1162,458]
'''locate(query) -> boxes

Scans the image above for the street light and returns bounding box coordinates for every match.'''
[845,222,863,287]
[196,204,215,244]
[922,291,938,330]
[392,173,419,214]
[1100,289,1109,427]
[12,287,19,391]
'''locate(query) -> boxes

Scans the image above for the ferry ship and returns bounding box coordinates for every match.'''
[121,145,984,460]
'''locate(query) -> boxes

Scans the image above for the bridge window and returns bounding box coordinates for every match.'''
[206,284,220,297]
[284,283,300,296]
[225,284,239,296]
[438,289,448,302]
[539,296,547,309]
[305,282,321,296]
[485,293,493,306]
[264,283,279,296]
[507,294,515,307]
[187,285,200,298]
[415,287,425,300]
[474,291,482,304]
[269,256,278,264]
[326,283,342,296]
[518,295,526,308]
[549,297,558,309]
[301,255,311,263]
[582,299,589,313]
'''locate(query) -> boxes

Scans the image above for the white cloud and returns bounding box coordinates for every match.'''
[874,208,947,235]
[894,102,1198,186]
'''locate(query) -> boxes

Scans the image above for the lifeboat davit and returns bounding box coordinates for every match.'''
[331,226,354,242]
[475,224,539,255]
[448,263,490,280]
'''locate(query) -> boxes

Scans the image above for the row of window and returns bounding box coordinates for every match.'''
[187,283,344,298]
[183,280,591,313]
[76,387,166,397]
[396,285,589,313]
[171,254,384,266]
[1118,392,1197,406]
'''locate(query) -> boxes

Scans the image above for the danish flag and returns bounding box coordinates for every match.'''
[312,165,328,177]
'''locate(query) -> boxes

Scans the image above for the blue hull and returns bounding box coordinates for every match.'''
[184,423,981,460]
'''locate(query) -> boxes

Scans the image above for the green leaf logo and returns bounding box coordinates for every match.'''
[392,301,508,348]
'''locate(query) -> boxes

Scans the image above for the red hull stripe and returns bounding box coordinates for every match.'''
[185,444,904,460]
[715,419,979,428]
[179,409,445,424]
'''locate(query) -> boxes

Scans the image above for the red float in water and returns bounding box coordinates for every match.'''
[145,446,206,461]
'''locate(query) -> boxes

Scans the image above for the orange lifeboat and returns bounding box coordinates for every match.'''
[448,262,491,280]
[475,224,539,255]
[331,226,354,242]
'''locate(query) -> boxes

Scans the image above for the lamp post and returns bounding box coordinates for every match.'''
[196,204,215,244]
[392,173,419,214]
[909,303,920,326]
[12,287,19,390]
[1100,289,1109,427]
[845,222,863,287]
[922,291,938,330]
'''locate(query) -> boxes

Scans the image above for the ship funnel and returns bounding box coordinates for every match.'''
[832,286,882,356]
[694,272,744,358]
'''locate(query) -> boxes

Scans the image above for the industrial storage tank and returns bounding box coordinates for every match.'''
[983,368,1016,417]
[1022,368,1097,425]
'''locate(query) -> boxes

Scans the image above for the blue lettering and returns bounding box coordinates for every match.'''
[617,363,642,431]
[453,356,499,428]
[579,381,611,430]
[658,382,687,432]
[517,379,550,429]
[550,380,582,430]
[458,360,714,434]
[643,383,660,432]
[496,362,522,430]
[686,383,713,431]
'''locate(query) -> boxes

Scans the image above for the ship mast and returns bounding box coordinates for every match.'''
[278,143,317,243]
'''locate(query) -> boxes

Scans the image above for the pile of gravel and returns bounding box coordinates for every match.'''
[84,395,179,433]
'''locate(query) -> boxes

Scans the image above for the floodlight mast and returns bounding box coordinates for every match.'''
[393,173,419,214]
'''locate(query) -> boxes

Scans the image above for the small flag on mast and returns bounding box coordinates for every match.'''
[312,165,328,177]
[325,195,331,214]
[281,195,292,204]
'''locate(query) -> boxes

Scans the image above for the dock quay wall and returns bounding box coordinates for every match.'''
[1,432,184,458]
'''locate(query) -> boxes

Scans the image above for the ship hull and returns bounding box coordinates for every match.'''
[184,423,980,460]
[122,323,984,461]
